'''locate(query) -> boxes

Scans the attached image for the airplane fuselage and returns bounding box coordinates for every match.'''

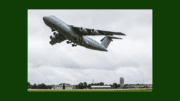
[43,15,107,51]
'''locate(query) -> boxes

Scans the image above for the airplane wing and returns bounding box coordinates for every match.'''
[49,34,66,45]
[69,25,126,36]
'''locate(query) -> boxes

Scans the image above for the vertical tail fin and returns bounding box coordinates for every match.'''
[101,35,122,49]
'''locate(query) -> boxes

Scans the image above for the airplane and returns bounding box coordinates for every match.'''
[43,15,126,51]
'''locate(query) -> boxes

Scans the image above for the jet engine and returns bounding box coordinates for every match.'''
[91,29,99,35]
[79,27,88,34]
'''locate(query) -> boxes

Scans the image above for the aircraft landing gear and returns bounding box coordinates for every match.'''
[72,43,77,47]
[66,40,77,47]
[66,40,72,44]
[66,41,69,44]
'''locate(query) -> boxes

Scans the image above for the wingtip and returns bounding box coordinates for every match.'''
[121,33,126,35]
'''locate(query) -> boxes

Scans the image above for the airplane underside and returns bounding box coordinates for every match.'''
[52,31,107,51]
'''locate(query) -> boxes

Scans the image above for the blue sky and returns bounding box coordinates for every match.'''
[28,10,152,85]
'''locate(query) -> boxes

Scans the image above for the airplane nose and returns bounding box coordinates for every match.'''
[43,16,49,25]
[43,16,47,22]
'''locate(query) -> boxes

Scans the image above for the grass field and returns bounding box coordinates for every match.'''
[28,89,152,92]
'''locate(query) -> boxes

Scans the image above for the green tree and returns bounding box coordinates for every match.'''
[83,82,87,89]
[46,85,52,89]
[27,81,32,89]
[100,82,104,85]
[32,83,38,89]
[112,83,118,89]
[38,83,47,89]
[87,84,92,89]
[79,82,83,89]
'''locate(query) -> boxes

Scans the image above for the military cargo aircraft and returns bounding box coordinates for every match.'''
[43,15,126,51]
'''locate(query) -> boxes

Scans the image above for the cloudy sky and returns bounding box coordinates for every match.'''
[28,10,152,85]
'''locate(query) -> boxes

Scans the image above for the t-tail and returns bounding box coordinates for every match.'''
[101,35,122,49]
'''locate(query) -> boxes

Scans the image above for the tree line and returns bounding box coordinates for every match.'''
[28,81,140,89]
[75,82,120,89]
[27,82,52,89]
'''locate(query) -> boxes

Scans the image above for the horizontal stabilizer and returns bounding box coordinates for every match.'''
[107,36,122,39]
[101,36,122,42]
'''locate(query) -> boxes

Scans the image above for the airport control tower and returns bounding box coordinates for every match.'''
[120,77,124,88]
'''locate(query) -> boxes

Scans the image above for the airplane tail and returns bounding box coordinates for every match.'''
[101,35,122,49]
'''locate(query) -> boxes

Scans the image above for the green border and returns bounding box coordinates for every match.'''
[27,9,154,98]
[7,8,157,101]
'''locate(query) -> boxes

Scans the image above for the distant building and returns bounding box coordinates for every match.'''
[72,85,76,89]
[91,86,111,89]
[120,77,124,88]
[52,83,73,90]
[51,85,55,89]
[124,84,153,89]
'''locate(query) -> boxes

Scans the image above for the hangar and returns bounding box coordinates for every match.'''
[91,86,111,89]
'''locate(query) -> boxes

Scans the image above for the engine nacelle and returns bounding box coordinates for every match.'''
[91,29,99,35]
[79,27,88,34]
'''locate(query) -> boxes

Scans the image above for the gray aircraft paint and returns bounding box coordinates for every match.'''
[101,36,112,49]
[43,15,124,51]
